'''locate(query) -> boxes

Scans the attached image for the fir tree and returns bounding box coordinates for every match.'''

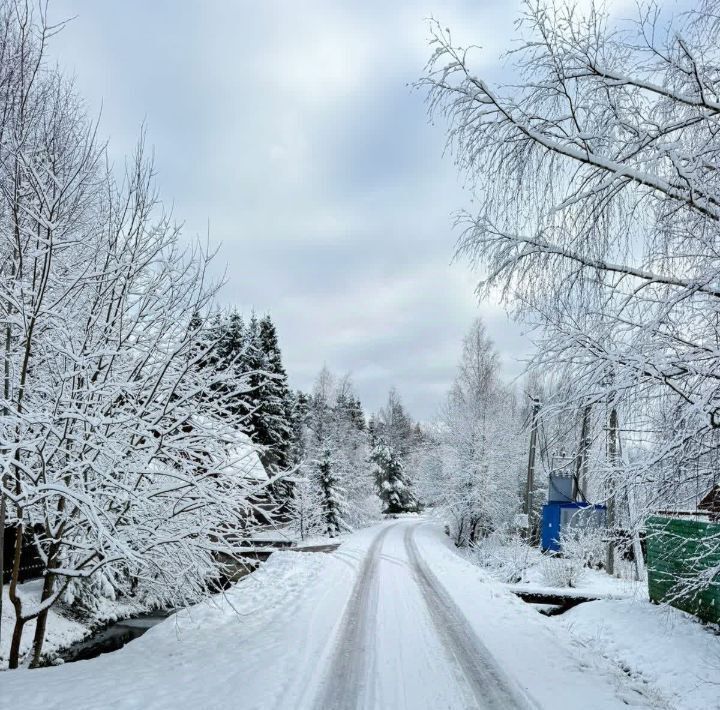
[256,314,294,470]
[218,310,254,426]
[371,439,418,515]
[317,447,346,537]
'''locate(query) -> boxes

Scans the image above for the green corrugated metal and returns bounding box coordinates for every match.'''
[645,515,720,624]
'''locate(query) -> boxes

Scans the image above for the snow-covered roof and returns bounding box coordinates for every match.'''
[223,430,268,482]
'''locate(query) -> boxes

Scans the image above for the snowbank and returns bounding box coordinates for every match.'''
[0,525,380,709]
[561,599,720,710]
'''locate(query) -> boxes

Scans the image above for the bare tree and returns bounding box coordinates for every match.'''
[421,0,720,580]
[418,320,524,545]
[0,2,265,668]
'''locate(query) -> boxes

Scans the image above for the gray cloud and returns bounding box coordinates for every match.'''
[49,0,533,419]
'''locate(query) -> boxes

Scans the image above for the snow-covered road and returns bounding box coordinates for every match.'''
[1,520,660,710]
[314,522,533,709]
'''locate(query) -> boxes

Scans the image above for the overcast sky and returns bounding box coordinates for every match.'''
[46,1,605,420]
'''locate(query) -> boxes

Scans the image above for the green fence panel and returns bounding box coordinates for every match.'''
[645,515,720,624]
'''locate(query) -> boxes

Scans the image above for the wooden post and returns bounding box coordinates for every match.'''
[606,407,619,575]
[573,404,591,501]
[524,399,541,541]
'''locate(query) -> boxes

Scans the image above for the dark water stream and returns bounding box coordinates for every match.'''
[59,611,172,663]
[56,544,339,664]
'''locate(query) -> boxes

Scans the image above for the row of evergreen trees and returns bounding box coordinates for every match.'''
[192,311,420,532]
[192,310,295,472]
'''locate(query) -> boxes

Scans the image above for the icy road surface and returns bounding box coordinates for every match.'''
[1,520,658,710]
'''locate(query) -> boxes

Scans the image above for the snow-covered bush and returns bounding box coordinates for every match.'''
[540,554,585,588]
[559,525,607,571]
[470,533,536,584]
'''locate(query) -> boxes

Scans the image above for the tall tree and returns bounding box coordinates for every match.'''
[416,320,523,545]
[422,0,720,573]
[0,3,264,667]
[317,447,346,537]
[256,314,294,471]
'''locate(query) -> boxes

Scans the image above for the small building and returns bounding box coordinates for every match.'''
[698,484,720,522]
[540,469,606,552]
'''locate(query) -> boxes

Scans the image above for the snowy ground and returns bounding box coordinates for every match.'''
[458,531,719,709]
[0,520,717,709]
[1,580,146,670]
[1,581,88,667]
[560,599,720,710]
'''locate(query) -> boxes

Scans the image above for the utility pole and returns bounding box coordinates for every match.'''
[606,406,619,575]
[0,289,11,647]
[573,404,591,501]
[524,398,540,541]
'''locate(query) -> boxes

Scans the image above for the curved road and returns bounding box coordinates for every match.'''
[313,521,537,710]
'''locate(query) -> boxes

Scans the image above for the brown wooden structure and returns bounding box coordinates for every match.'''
[698,484,720,521]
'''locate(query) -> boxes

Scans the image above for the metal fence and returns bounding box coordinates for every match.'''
[646,515,720,624]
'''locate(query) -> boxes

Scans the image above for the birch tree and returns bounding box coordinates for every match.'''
[421,0,720,573]
[418,320,524,545]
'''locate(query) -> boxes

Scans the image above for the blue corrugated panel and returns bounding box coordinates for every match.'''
[541,502,607,552]
[541,503,562,551]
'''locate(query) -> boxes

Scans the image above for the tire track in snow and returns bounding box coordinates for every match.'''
[312,523,393,710]
[404,523,540,710]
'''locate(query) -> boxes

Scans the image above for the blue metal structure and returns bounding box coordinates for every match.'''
[541,502,607,552]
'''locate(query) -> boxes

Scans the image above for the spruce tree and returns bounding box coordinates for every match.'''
[218,310,254,426]
[317,447,345,537]
[371,439,418,515]
[256,315,294,470]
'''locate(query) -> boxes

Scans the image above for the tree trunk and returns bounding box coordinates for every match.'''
[1,264,15,648]
[30,571,55,668]
[574,404,591,501]
[8,522,25,669]
[8,615,25,669]
[606,407,619,576]
[524,399,540,542]
[0,492,5,646]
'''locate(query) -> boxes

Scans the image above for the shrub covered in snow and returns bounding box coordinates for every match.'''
[540,554,585,588]
[470,533,537,584]
[559,525,607,571]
